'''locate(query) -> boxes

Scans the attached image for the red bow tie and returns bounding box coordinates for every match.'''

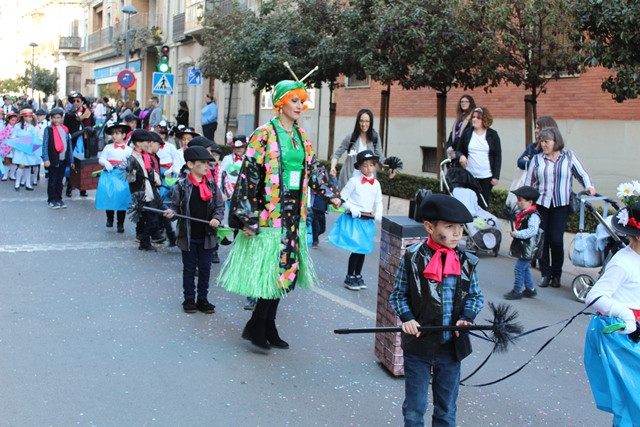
[361,177,374,185]
[115,144,125,150]
[234,155,243,162]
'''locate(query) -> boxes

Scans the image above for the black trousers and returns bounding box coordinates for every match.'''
[202,122,217,142]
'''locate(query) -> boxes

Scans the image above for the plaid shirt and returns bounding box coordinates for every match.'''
[390,246,484,343]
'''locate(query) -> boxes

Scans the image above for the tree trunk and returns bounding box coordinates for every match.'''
[379,84,391,158]
[225,82,233,135]
[525,94,534,147]
[327,87,336,160]
[253,90,260,130]
[436,92,447,178]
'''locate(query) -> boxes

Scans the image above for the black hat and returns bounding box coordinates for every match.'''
[612,203,640,237]
[184,146,214,162]
[175,127,200,139]
[49,107,65,117]
[421,193,473,223]
[121,112,139,122]
[105,122,132,135]
[130,129,153,143]
[354,150,379,169]
[230,135,248,148]
[35,108,46,116]
[511,185,540,202]
[149,131,165,145]
[188,136,214,149]
[210,144,223,156]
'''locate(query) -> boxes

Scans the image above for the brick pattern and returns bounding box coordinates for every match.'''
[69,155,101,191]
[375,229,428,377]
[335,66,640,121]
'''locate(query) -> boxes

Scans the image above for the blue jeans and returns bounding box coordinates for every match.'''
[513,258,534,292]
[181,238,214,301]
[537,204,570,279]
[402,348,460,427]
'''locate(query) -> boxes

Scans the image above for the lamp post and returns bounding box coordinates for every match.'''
[29,42,37,99]
[122,5,138,101]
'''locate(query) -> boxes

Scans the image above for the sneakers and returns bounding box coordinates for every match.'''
[311,241,319,248]
[57,201,67,209]
[503,289,523,300]
[344,275,360,291]
[80,190,88,197]
[355,275,367,289]
[244,297,257,311]
[523,288,538,298]
[182,299,197,313]
[211,251,220,264]
[48,202,58,209]
[196,298,215,313]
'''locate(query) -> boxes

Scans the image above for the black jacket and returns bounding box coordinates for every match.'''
[42,126,72,165]
[401,243,481,360]
[455,126,502,180]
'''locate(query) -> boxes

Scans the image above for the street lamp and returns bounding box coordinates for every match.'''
[122,5,138,101]
[29,42,37,99]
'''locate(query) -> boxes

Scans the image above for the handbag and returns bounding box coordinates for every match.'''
[569,232,602,268]
[569,191,580,214]
[506,165,527,208]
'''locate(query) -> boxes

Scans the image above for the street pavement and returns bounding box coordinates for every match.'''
[0,179,610,426]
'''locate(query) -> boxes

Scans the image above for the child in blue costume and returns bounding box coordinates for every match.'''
[328,150,383,290]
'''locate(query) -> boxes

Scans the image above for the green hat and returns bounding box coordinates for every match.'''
[272,80,306,105]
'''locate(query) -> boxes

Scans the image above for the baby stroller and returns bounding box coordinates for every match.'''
[569,192,627,302]
[440,159,502,256]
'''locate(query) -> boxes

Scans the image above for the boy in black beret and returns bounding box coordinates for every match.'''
[164,146,225,313]
[389,193,484,427]
[504,185,543,300]
[126,129,162,251]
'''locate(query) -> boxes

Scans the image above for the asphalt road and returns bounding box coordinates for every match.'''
[0,180,610,426]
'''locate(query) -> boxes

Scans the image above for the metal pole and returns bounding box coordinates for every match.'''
[124,18,131,101]
[29,42,37,99]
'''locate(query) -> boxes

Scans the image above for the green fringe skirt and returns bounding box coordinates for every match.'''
[217,223,318,299]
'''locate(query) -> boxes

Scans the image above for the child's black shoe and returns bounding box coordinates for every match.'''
[503,289,523,300]
[196,298,215,313]
[344,275,359,291]
[522,288,537,298]
[182,299,197,313]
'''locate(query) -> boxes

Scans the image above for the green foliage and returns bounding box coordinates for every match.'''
[571,0,640,102]
[23,63,58,97]
[0,77,24,93]
[483,0,583,118]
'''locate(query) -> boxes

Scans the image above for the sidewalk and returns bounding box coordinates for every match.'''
[383,195,600,283]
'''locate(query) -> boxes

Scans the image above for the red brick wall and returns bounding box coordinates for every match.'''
[335,67,640,121]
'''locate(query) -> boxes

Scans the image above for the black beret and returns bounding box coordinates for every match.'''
[510,185,540,202]
[121,112,138,122]
[184,146,214,162]
[188,136,214,149]
[49,107,65,117]
[149,132,165,145]
[354,150,379,169]
[130,129,152,143]
[421,194,473,223]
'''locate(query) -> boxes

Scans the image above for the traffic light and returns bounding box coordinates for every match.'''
[157,45,170,73]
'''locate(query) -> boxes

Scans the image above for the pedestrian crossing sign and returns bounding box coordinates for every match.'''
[152,72,174,95]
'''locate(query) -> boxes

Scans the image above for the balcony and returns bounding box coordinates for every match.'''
[81,26,113,54]
[59,36,81,51]
[184,1,207,36]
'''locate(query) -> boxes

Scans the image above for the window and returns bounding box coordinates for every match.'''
[421,147,437,173]
[345,75,371,88]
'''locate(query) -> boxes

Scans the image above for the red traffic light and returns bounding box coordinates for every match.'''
[160,45,170,55]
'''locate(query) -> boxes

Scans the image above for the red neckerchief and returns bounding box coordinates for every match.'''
[134,149,151,171]
[52,124,67,153]
[361,176,374,185]
[423,236,461,282]
[212,164,220,185]
[234,155,243,162]
[205,168,213,180]
[515,205,537,230]
[189,173,213,202]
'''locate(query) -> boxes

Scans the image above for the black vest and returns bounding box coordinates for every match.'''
[401,243,479,360]
[509,211,543,260]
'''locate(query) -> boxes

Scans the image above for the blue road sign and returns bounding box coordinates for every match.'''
[187,67,202,86]
[152,72,174,95]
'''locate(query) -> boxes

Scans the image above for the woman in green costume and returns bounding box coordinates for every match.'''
[219,79,341,351]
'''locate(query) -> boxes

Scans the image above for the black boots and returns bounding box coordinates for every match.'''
[243,298,289,351]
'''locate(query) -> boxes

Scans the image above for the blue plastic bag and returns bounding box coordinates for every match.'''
[328,213,375,254]
[95,169,131,211]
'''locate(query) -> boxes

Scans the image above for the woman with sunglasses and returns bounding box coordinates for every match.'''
[455,106,502,208]
[330,108,386,191]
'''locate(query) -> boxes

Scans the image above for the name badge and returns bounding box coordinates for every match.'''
[289,170,301,190]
